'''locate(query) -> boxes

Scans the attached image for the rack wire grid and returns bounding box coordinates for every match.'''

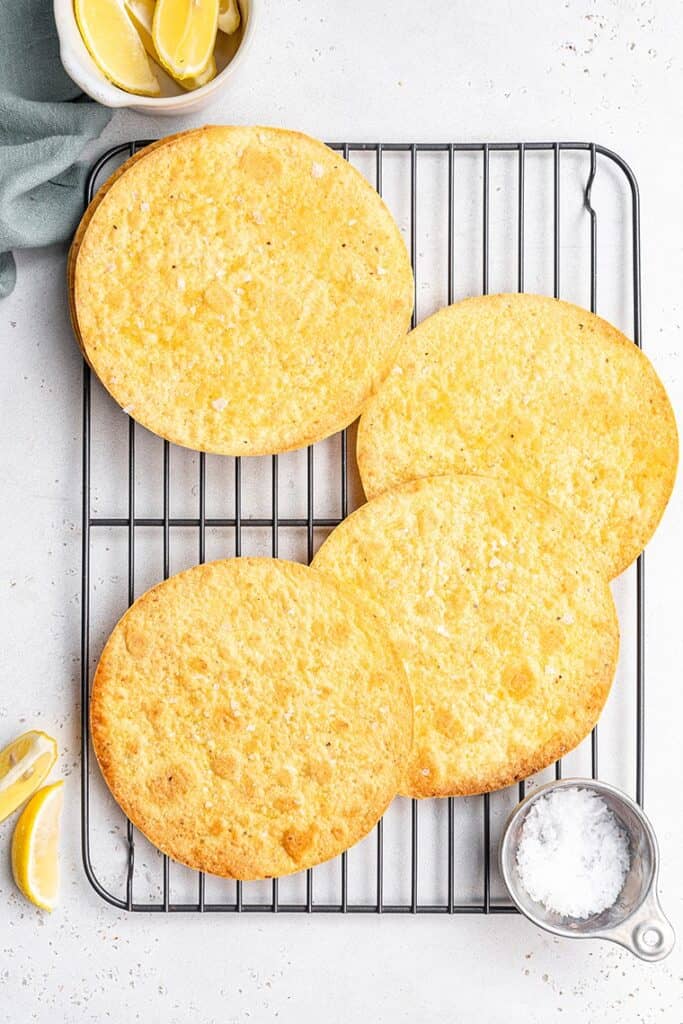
[81,139,644,914]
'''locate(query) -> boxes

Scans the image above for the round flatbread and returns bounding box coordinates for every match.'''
[357,294,678,578]
[90,558,413,879]
[312,475,619,798]
[72,125,414,455]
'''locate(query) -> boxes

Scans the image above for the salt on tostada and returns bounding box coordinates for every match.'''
[71,125,414,456]
[312,474,619,799]
[90,558,413,879]
[357,293,678,578]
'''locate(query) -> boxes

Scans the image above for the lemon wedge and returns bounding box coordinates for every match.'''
[11,782,64,912]
[125,0,217,89]
[153,0,219,80]
[0,731,58,824]
[218,0,240,35]
[181,55,217,89]
[75,0,161,97]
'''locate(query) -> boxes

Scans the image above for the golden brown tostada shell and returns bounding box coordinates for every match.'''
[90,558,413,879]
[72,126,414,455]
[357,293,678,578]
[312,474,619,798]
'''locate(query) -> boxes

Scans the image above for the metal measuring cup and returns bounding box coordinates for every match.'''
[499,778,675,961]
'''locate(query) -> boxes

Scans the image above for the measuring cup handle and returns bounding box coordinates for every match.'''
[602,891,676,962]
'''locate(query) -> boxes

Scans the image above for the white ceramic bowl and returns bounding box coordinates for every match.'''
[53,0,255,115]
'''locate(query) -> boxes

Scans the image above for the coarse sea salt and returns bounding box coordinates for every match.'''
[516,787,630,919]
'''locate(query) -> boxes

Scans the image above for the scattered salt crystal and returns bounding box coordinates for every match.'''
[421,768,430,776]
[516,787,630,918]
[376,265,387,276]
[561,612,575,625]
[311,162,325,179]
[489,556,502,569]
[348,218,356,226]
[212,397,228,412]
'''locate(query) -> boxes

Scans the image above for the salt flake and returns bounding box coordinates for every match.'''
[516,787,629,918]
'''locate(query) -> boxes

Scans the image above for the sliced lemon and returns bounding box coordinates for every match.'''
[0,731,58,824]
[218,0,240,35]
[124,0,157,52]
[125,0,217,89]
[12,782,64,912]
[153,0,219,80]
[75,0,161,97]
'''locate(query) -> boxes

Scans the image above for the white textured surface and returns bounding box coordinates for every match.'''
[1,0,682,1020]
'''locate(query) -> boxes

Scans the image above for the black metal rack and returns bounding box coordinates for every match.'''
[81,140,643,912]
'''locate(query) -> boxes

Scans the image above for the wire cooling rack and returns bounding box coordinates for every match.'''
[81,140,644,913]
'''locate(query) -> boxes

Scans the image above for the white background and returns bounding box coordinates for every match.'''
[1,0,682,1020]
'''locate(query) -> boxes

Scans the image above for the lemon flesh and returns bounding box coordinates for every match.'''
[124,0,156,52]
[12,782,64,912]
[0,730,57,823]
[218,0,240,34]
[75,0,161,96]
[125,0,217,89]
[153,0,219,80]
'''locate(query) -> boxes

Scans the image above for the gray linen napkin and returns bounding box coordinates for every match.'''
[0,0,112,297]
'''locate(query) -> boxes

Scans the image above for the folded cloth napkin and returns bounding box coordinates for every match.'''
[0,0,112,297]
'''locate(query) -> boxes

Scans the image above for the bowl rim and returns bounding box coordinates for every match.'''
[53,0,256,109]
